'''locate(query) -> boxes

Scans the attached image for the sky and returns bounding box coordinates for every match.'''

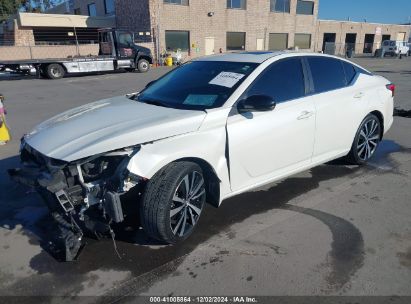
[319,0,411,24]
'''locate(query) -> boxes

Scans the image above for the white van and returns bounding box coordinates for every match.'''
[382,40,409,56]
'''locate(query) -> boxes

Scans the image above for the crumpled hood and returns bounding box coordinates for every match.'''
[24,96,206,162]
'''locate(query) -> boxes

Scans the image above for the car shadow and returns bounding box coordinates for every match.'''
[0,70,131,82]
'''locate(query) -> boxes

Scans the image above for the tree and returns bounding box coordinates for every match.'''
[0,0,61,20]
[0,0,26,21]
[20,0,61,12]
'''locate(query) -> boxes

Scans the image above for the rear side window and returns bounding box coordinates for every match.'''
[245,58,305,103]
[307,57,346,94]
[342,61,357,85]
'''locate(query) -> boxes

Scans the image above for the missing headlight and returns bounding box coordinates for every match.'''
[81,156,125,183]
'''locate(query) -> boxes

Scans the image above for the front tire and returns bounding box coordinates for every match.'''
[346,114,381,165]
[137,59,150,73]
[140,162,206,244]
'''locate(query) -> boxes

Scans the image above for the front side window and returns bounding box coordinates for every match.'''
[164,0,189,5]
[294,34,311,49]
[165,31,189,51]
[227,0,246,9]
[118,32,133,47]
[245,58,305,103]
[227,32,246,50]
[88,3,97,16]
[307,57,347,94]
[269,33,288,50]
[104,0,115,14]
[137,61,258,110]
[270,0,290,13]
[296,0,314,15]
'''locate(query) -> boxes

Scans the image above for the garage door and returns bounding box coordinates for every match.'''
[397,32,406,41]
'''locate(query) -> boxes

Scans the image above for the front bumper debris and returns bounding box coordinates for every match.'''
[8,143,142,261]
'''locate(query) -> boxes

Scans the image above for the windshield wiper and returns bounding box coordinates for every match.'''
[139,99,170,108]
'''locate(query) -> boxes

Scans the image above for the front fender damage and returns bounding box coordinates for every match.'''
[8,142,144,261]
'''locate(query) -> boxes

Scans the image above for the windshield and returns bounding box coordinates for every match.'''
[137,61,259,110]
[118,33,133,45]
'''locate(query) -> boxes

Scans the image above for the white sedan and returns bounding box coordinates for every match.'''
[9,52,395,260]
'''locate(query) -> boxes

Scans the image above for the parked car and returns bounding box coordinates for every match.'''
[9,52,395,260]
[382,40,410,57]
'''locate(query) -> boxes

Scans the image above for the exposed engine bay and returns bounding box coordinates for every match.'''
[8,140,143,261]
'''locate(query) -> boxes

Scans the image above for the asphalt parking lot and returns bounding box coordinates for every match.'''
[0,57,411,301]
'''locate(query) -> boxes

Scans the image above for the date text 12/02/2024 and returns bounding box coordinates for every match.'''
[149,296,258,303]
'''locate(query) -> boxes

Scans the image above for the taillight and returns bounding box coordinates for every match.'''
[386,83,395,97]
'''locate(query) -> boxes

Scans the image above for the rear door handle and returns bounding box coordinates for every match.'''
[354,92,364,99]
[297,111,314,120]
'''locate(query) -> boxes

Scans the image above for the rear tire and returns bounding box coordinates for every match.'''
[137,59,150,73]
[140,162,206,244]
[46,63,65,79]
[345,114,381,165]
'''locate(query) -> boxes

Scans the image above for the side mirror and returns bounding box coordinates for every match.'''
[237,95,276,113]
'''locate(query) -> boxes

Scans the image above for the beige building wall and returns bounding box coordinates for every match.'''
[113,0,319,58]
[3,1,410,60]
[154,0,318,57]
[115,0,411,60]
[316,20,410,54]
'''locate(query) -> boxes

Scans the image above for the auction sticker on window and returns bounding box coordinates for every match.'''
[209,72,245,88]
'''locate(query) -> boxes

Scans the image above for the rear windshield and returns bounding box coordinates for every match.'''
[137,61,258,110]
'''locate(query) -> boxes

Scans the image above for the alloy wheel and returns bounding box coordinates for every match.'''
[170,171,206,237]
[51,67,62,78]
[357,118,380,161]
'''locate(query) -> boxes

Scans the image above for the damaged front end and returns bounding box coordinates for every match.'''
[8,140,143,261]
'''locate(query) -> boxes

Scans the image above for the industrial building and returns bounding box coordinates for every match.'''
[1,0,409,61]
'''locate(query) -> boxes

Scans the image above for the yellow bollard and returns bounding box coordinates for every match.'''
[165,56,173,67]
[0,94,11,145]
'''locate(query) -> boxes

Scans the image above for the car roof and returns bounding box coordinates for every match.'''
[193,51,286,63]
[193,51,349,63]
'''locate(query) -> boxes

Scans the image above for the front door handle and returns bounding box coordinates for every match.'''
[354,92,364,99]
[297,111,314,120]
